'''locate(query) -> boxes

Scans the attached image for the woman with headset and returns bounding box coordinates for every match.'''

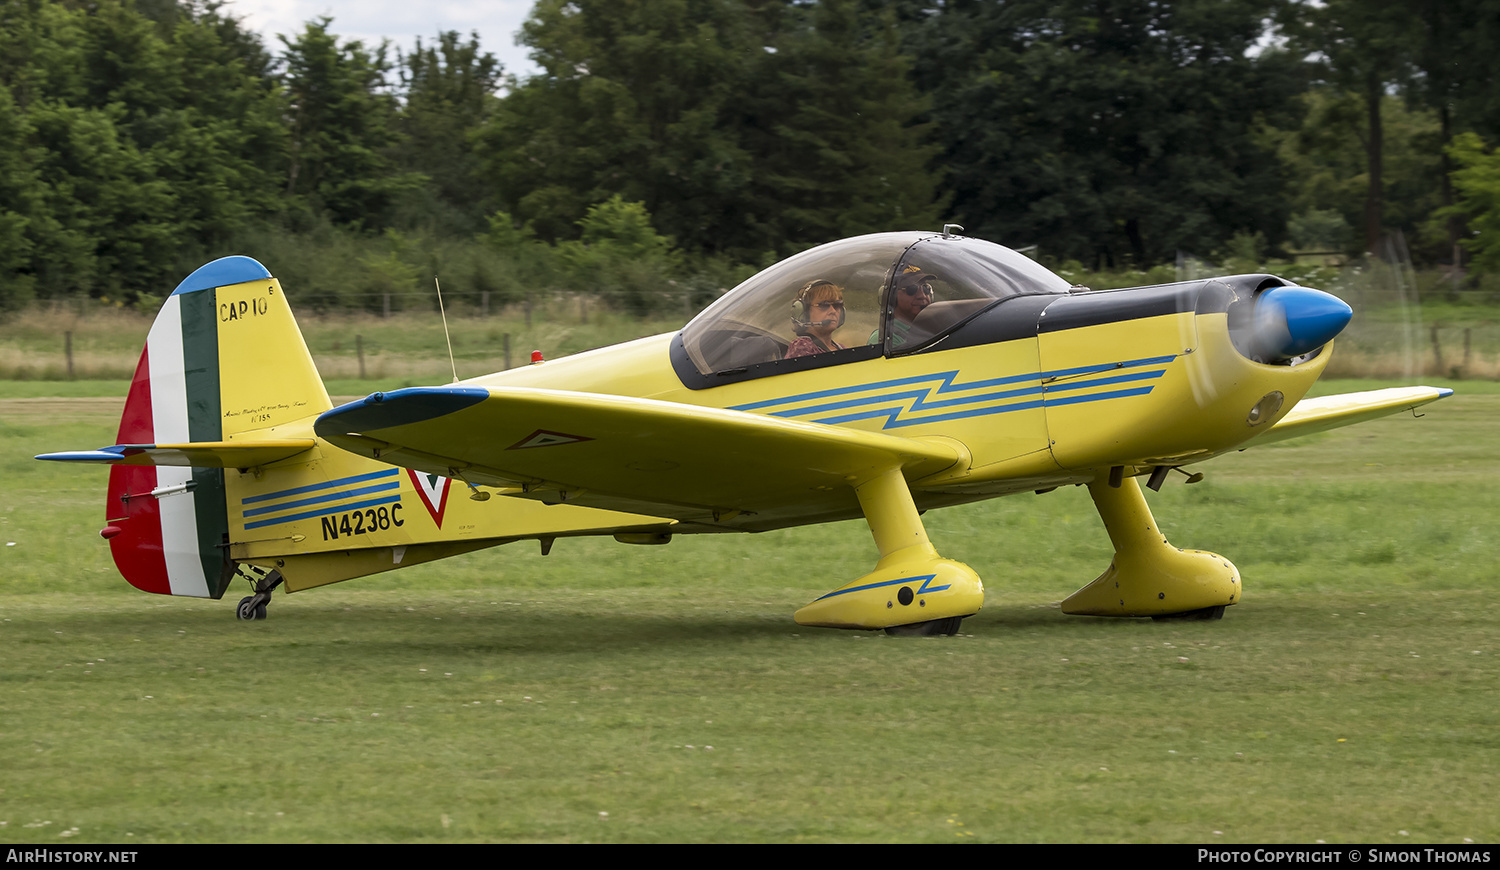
[785,280,848,359]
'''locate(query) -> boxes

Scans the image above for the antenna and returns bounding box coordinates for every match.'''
[435,275,458,383]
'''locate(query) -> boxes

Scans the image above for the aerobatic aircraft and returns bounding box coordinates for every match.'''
[39,228,1450,634]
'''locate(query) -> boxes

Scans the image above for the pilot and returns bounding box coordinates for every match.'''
[869,264,935,349]
[786,280,848,358]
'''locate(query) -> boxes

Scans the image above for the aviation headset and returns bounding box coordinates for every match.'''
[791,280,847,336]
[894,264,935,300]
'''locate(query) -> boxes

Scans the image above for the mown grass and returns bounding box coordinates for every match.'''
[0,383,1495,842]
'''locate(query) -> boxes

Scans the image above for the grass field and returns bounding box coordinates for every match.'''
[0,375,1495,843]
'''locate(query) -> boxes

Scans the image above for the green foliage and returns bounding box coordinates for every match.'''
[0,0,287,305]
[280,19,424,231]
[1216,231,1269,274]
[478,0,941,260]
[908,0,1302,267]
[741,0,944,248]
[484,210,536,251]
[1443,133,1500,271]
[393,31,503,235]
[1439,0,1500,142]
[557,196,684,315]
[1268,89,1444,258]
[1288,208,1352,251]
[4,0,1500,310]
[0,86,42,307]
[477,0,759,251]
[576,195,676,257]
[357,230,424,313]
[27,101,182,296]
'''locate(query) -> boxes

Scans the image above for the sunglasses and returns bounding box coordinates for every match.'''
[815,301,844,311]
[901,283,933,297]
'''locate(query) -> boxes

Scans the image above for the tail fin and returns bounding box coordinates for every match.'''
[104,257,331,597]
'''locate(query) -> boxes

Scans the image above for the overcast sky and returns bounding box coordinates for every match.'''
[224,0,542,79]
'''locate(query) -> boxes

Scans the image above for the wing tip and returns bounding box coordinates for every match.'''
[316,386,491,436]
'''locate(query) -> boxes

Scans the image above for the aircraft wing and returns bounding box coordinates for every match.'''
[314,386,962,524]
[1240,386,1453,448]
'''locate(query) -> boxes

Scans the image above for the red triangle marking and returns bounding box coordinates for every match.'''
[407,469,452,528]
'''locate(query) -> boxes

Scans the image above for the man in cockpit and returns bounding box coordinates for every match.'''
[870,265,935,350]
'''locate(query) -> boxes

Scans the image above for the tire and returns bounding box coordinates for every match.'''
[884,616,964,637]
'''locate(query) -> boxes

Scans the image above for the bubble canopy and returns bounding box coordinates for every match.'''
[677,232,1072,381]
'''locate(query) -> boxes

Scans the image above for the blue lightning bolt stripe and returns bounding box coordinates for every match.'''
[814,574,946,601]
[243,495,402,531]
[734,355,1176,430]
[242,468,401,505]
[239,468,405,531]
[1043,386,1159,408]
[729,354,1177,414]
[241,481,402,518]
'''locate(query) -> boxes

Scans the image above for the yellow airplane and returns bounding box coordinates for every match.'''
[40,229,1450,634]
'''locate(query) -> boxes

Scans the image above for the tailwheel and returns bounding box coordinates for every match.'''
[885,616,964,637]
[234,567,282,621]
[236,596,268,621]
[1151,605,1226,622]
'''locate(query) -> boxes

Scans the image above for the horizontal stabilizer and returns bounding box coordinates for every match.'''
[314,386,962,523]
[37,440,316,468]
[1244,386,1453,448]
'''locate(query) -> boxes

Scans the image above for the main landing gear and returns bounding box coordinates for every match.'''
[794,467,982,635]
[235,567,284,621]
[794,465,1239,634]
[1062,473,1240,619]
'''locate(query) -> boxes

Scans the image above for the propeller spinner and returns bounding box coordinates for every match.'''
[1247,285,1352,362]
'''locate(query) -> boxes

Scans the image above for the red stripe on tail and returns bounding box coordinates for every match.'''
[105,346,171,595]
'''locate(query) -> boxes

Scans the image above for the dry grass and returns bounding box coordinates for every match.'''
[1322,347,1500,380]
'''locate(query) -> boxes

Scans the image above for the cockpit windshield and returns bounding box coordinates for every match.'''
[883,235,1073,352]
[678,232,1071,379]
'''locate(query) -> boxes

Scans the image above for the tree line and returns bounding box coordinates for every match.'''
[2,0,1500,312]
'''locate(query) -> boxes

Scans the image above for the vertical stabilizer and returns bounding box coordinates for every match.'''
[105,257,331,597]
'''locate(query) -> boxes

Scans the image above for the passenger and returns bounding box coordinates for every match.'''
[786,280,847,358]
[869,264,935,349]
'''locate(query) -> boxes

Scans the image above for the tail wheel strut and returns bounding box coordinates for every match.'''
[235,567,283,621]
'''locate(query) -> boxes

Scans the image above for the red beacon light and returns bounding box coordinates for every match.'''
[531,350,545,365]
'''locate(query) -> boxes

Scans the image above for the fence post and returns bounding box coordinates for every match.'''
[482,290,490,318]
[65,331,74,380]
[357,334,366,380]
[503,333,511,370]
[383,294,391,318]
